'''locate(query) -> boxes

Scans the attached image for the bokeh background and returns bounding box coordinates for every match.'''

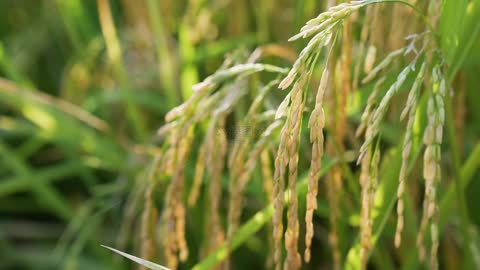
[1,1,480,270]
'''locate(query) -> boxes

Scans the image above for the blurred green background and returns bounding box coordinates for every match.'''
[1,1,480,270]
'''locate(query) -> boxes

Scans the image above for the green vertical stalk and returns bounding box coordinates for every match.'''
[255,0,271,43]
[179,22,198,100]
[97,0,147,140]
[145,0,179,107]
[444,9,480,261]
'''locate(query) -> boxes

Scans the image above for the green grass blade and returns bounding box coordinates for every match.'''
[102,245,171,270]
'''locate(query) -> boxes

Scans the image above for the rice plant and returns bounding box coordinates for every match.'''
[1,0,480,270]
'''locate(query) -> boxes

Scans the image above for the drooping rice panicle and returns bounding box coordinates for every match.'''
[279,0,361,91]
[283,74,307,270]
[395,61,427,247]
[304,67,329,262]
[291,0,375,44]
[324,32,342,269]
[158,55,287,268]
[161,127,194,269]
[273,73,307,270]
[417,66,445,270]
[175,135,194,263]
[273,5,344,266]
